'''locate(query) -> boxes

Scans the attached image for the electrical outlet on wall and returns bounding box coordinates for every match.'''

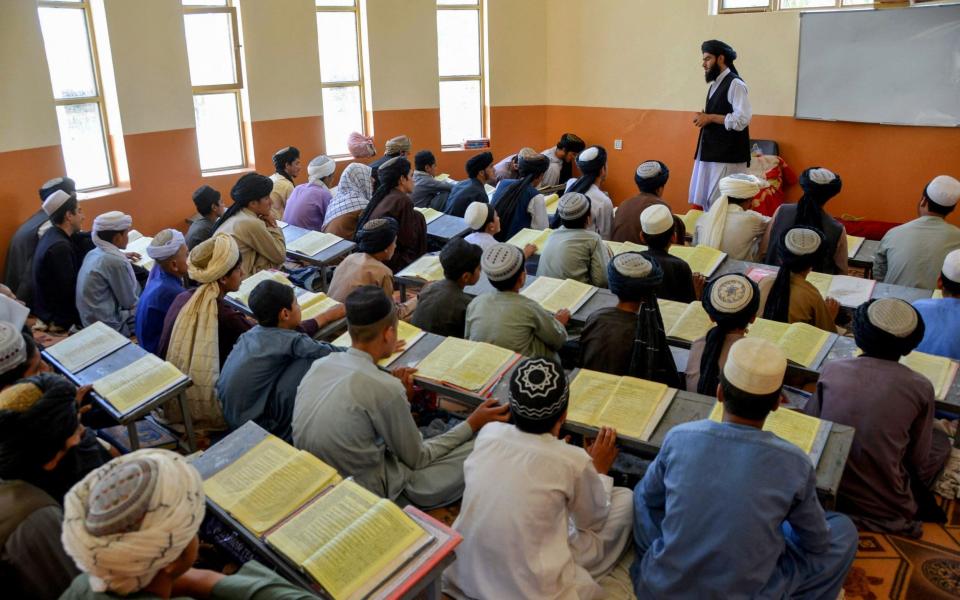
[614,139,623,150]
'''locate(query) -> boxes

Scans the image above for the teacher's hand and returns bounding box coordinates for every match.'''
[693,112,714,128]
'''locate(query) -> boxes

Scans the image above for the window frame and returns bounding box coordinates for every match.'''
[316,0,369,158]
[38,0,115,192]
[719,0,953,14]
[183,1,247,173]
[436,0,487,149]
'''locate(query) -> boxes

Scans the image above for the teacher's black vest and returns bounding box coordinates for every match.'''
[695,72,750,164]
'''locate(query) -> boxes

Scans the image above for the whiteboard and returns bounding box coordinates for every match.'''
[796,5,960,127]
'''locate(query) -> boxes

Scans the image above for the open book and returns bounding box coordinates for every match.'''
[677,209,704,234]
[397,254,445,282]
[667,244,726,277]
[287,231,342,257]
[46,321,130,372]
[266,480,433,600]
[415,337,519,393]
[804,272,875,308]
[93,353,188,416]
[746,319,833,369]
[605,240,648,257]
[298,291,342,321]
[506,228,553,252]
[484,183,496,198]
[521,276,597,313]
[932,290,944,300]
[543,194,561,215]
[227,270,293,306]
[709,402,830,466]
[126,230,155,271]
[660,300,713,343]
[204,435,340,536]
[568,369,676,441]
[901,351,959,402]
[413,207,444,224]
[846,235,865,258]
[333,321,425,367]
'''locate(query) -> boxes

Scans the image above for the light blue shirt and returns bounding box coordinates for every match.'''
[913,297,960,360]
[76,248,140,336]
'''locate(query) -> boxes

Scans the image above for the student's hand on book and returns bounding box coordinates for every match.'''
[75,384,94,413]
[314,304,346,327]
[692,273,707,300]
[392,338,408,355]
[391,367,417,400]
[466,398,510,432]
[555,308,571,326]
[825,297,841,320]
[523,243,538,258]
[171,568,227,599]
[586,426,619,475]
[124,252,142,263]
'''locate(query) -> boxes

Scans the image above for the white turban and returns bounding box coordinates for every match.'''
[701,174,765,249]
[61,450,206,595]
[92,211,137,286]
[145,229,186,262]
[307,155,335,184]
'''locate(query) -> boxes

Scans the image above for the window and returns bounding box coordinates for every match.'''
[436,0,485,148]
[37,0,113,191]
[316,0,367,157]
[720,0,945,12]
[182,0,246,172]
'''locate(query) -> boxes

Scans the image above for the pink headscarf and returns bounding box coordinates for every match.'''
[348,132,375,159]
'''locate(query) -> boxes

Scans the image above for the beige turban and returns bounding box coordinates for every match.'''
[384,135,411,155]
[700,174,765,250]
[163,234,239,429]
[61,450,205,595]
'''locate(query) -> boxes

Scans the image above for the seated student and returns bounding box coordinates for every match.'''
[538,192,610,287]
[490,152,551,241]
[632,337,857,599]
[185,185,224,250]
[876,175,960,290]
[562,146,614,240]
[32,188,87,332]
[370,134,412,186]
[218,280,342,441]
[686,273,759,394]
[444,358,633,600]
[409,238,481,338]
[293,286,508,507]
[134,230,187,356]
[76,211,140,336]
[60,450,315,600]
[268,145,300,220]
[694,173,770,261]
[639,205,700,303]
[758,227,839,332]
[764,167,848,274]
[541,132,586,187]
[806,299,952,537]
[354,157,427,272]
[612,160,684,244]
[322,162,373,239]
[327,218,418,319]
[444,151,495,217]
[492,149,521,184]
[0,373,90,598]
[465,244,569,359]
[214,172,286,276]
[913,249,960,359]
[462,201,499,251]
[411,150,454,210]
[580,253,681,387]
[283,154,335,231]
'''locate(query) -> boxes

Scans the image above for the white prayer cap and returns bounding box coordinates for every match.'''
[557,192,590,221]
[481,243,524,282]
[723,337,786,395]
[146,229,186,261]
[640,204,673,235]
[807,168,837,185]
[93,211,133,232]
[925,175,960,208]
[612,252,653,279]
[464,201,490,231]
[307,155,335,182]
[635,161,663,179]
[942,249,960,284]
[718,173,763,200]
[42,189,73,216]
[783,227,821,256]
[0,321,26,376]
[866,298,919,338]
[708,274,755,314]
[578,146,600,162]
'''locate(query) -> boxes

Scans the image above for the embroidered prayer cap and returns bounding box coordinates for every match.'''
[718,173,763,200]
[943,249,960,284]
[722,337,786,396]
[348,131,376,158]
[854,298,925,358]
[0,322,26,377]
[307,155,335,182]
[385,135,412,155]
[42,189,74,216]
[146,229,186,262]
[272,146,300,171]
[345,285,394,326]
[0,373,80,479]
[464,201,492,231]
[481,243,525,282]
[576,146,606,175]
[867,298,919,338]
[557,192,591,221]
[231,172,273,204]
[634,160,670,191]
[0,381,41,413]
[61,450,206,595]
[636,161,662,179]
[640,204,674,235]
[783,227,822,256]
[799,167,842,202]
[187,234,240,284]
[466,152,494,178]
[607,252,663,301]
[357,217,398,254]
[701,39,737,62]
[706,274,757,314]
[508,358,568,422]
[925,175,960,208]
[93,211,132,233]
[38,176,76,202]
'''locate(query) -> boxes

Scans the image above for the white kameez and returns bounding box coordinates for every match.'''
[565,179,615,240]
[688,68,752,210]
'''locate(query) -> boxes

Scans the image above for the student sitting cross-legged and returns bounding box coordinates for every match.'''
[444,358,633,600]
[466,243,569,360]
[293,286,509,508]
[409,238,482,338]
[805,298,952,537]
[217,279,343,441]
[631,337,857,599]
[134,229,188,356]
[537,192,610,287]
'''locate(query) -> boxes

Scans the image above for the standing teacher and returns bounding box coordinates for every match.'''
[689,40,753,211]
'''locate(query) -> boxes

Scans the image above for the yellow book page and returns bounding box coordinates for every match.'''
[596,377,669,440]
[287,231,341,256]
[901,351,956,400]
[445,342,516,392]
[127,234,155,271]
[932,290,944,300]
[846,235,865,258]
[434,173,451,182]
[399,255,445,282]
[668,245,724,276]
[46,321,129,372]
[299,292,341,321]
[520,276,562,306]
[805,272,833,298]
[779,323,831,368]
[93,355,185,414]
[229,270,292,305]
[657,299,689,334]
[335,321,423,366]
[709,403,820,454]
[605,241,627,256]
[414,207,444,224]
[567,369,620,426]
[415,337,475,382]
[506,228,553,252]
[204,436,295,508]
[667,302,713,342]
[747,318,790,345]
[543,194,561,215]
[544,278,594,313]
